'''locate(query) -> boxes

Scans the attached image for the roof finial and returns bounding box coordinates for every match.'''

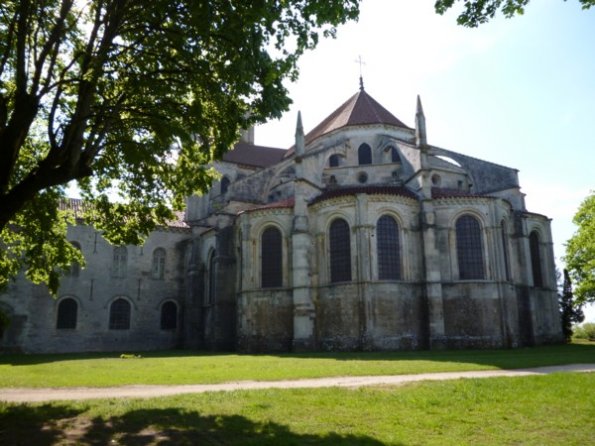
[355,55,366,91]
[295,110,305,156]
[415,94,427,148]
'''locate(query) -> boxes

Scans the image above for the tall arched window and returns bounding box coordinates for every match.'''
[455,215,485,280]
[529,231,543,287]
[377,215,401,280]
[328,154,340,167]
[67,242,81,277]
[152,248,166,279]
[207,250,217,304]
[501,221,511,281]
[220,176,230,195]
[112,247,127,278]
[56,298,78,329]
[109,298,131,330]
[329,218,352,283]
[358,143,372,165]
[261,227,283,288]
[160,301,178,330]
[390,146,401,163]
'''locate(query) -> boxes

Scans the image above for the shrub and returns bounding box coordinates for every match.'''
[573,323,595,341]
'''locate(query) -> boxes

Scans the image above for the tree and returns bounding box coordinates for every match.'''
[565,192,595,305]
[434,0,595,27]
[0,0,361,293]
[559,269,584,342]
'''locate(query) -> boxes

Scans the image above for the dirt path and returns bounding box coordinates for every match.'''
[2,364,594,403]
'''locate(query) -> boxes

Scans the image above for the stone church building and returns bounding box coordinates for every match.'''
[0,85,563,353]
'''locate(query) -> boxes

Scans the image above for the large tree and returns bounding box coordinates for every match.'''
[0,0,360,293]
[434,0,595,27]
[565,192,595,305]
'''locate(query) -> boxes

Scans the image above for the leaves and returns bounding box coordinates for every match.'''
[434,0,594,27]
[564,192,595,305]
[0,0,361,293]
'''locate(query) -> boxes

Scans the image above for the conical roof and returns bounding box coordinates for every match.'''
[286,88,410,156]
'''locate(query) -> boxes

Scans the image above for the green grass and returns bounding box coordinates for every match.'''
[1,373,593,445]
[0,343,593,388]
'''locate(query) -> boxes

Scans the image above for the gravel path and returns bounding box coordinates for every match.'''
[2,364,594,403]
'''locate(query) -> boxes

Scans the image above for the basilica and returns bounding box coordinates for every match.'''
[0,84,563,353]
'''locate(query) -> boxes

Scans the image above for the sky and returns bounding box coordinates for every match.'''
[254,0,595,321]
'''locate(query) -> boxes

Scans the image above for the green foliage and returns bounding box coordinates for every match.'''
[573,322,595,341]
[0,0,361,293]
[434,0,595,27]
[558,269,585,342]
[565,192,595,305]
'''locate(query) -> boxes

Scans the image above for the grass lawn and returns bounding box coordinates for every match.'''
[1,373,593,445]
[0,343,593,388]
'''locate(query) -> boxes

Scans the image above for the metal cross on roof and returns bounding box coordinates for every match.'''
[355,55,366,90]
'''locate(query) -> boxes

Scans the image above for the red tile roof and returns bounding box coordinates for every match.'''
[286,89,411,157]
[222,142,286,168]
[309,185,418,206]
[242,197,295,213]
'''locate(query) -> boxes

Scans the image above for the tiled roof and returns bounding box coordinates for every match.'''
[309,185,418,206]
[286,89,411,157]
[242,197,295,213]
[222,142,286,168]
[431,187,491,199]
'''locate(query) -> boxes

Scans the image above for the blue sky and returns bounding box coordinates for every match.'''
[256,0,595,320]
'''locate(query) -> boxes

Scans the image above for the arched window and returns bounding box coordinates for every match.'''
[377,215,401,280]
[329,154,340,167]
[221,176,230,195]
[112,247,127,278]
[358,143,372,165]
[67,242,81,277]
[160,301,178,330]
[152,248,166,279]
[207,250,217,304]
[261,227,283,288]
[329,218,352,283]
[109,298,131,330]
[501,221,511,281]
[455,215,485,280]
[390,146,401,163]
[56,298,77,329]
[529,231,543,287]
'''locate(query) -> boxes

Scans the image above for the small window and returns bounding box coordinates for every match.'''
[377,215,401,280]
[109,298,131,330]
[390,146,401,163]
[529,231,543,287]
[329,154,340,167]
[357,172,368,184]
[160,301,178,330]
[261,227,283,288]
[152,248,166,279]
[67,242,81,277]
[221,176,230,195]
[112,247,127,278]
[456,215,485,280]
[358,143,372,165]
[56,298,77,329]
[329,218,352,283]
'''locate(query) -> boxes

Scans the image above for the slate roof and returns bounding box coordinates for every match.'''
[222,142,286,168]
[286,89,411,157]
[241,197,295,213]
[309,185,418,206]
[431,187,492,199]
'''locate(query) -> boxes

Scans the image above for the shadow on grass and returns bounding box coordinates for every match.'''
[0,404,391,446]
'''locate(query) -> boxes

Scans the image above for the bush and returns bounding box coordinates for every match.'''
[573,323,595,341]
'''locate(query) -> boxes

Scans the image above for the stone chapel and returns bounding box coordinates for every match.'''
[0,84,563,353]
